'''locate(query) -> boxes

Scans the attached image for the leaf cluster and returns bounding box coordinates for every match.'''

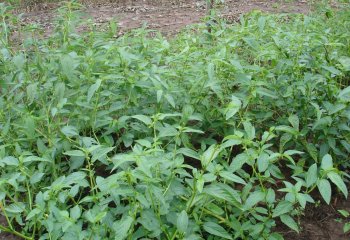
[0,2,350,239]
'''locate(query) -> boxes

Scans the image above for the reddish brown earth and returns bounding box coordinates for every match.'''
[3,1,349,239]
[278,195,350,240]
[19,0,312,36]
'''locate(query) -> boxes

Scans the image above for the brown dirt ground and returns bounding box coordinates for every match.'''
[277,195,350,240]
[18,0,313,37]
[3,0,350,239]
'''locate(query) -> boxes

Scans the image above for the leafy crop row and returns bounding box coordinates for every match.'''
[0,2,349,239]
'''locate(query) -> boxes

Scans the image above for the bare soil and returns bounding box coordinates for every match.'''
[0,216,21,240]
[278,195,350,240]
[3,1,349,239]
[19,0,312,36]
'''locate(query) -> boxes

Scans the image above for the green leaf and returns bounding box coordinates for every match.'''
[275,125,298,135]
[229,153,248,172]
[64,150,85,157]
[113,215,133,240]
[61,126,79,137]
[283,150,304,156]
[338,56,350,71]
[344,223,350,233]
[203,222,233,240]
[158,125,178,138]
[201,144,220,168]
[338,86,350,102]
[1,118,10,136]
[321,154,333,170]
[243,37,259,50]
[313,117,332,130]
[64,172,87,185]
[280,214,299,233]
[30,172,45,185]
[305,143,318,162]
[87,79,102,103]
[5,203,25,214]
[243,121,255,140]
[26,83,37,104]
[322,65,341,76]
[23,156,51,163]
[204,183,242,204]
[196,174,204,193]
[272,201,293,218]
[177,210,188,233]
[296,193,307,208]
[258,16,266,32]
[111,154,135,171]
[203,173,217,183]
[221,139,242,149]
[317,179,331,204]
[26,208,41,220]
[257,152,269,172]
[208,62,215,83]
[338,210,350,218]
[206,62,222,96]
[12,54,25,69]
[206,203,225,216]
[61,54,75,79]
[182,127,204,134]
[177,148,200,160]
[279,133,292,152]
[270,233,284,240]
[244,191,265,209]
[132,115,152,125]
[165,94,176,108]
[266,188,276,204]
[0,156,19,166]
[135,139,152,148]
[328,103,346,115]
[306,163,318,188]
[288,115,299,130]
[327,172,348,198]
[23,117,36,139]
[54,82,65,103]
[225,95,241,120]
[70,205,81,220]
[219,171,246,185]
[256,87,278,99]
[156,90,163,103]
[91,146,114,162]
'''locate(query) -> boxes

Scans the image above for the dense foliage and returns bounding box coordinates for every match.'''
[0,2,349,239]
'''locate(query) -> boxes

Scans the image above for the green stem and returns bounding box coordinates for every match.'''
[0,225,33,240]
[148,186,171,239]
[252,166,266,193]
[0,200,13,230]
[170,230,178,240]
[186,178,197,212]
[26,181,33,210]
[202,207,229,225]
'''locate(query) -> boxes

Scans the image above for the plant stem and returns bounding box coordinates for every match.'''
[0,201,13,230]
[0,225,33,240]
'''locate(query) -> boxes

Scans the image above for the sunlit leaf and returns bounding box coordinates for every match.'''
[177,210,188,233]
[280,214,299,233]
[317,179,332,204]
[87,79,102,103]
[203,222,233,240]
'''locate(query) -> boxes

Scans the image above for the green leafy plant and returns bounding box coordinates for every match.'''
[0,1,349,239]
[338,209,350,233]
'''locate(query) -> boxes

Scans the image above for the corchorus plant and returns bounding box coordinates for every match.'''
[0,1,349,239]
